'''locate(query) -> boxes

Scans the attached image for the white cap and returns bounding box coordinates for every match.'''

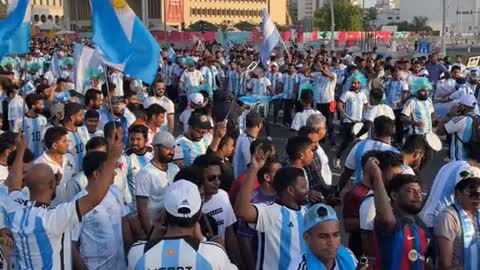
[164,180,202,218]
[419,69,429,76]
[270,62,279,68]
[459,94,477,108]
[189,93,204,105]
[456,166,480,186]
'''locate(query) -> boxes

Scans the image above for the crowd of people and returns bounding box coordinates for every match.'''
[0,37,478,270]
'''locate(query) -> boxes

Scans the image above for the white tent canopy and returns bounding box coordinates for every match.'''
[37,20,62,31]
[149,23,178,32]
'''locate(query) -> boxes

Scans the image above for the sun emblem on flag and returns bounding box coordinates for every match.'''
[111,0,127,9]
[167,248,175,256]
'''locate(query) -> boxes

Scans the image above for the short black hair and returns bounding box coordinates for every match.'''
[56,78,68,84]
[455,177,480,193]
[246,111,263,128]
[64,102,84,121]
[218,134,235,150]
[84,109,99,119]
[300,89,313,104]
[103,121,123,139]
[44,126,68,149]
[361,150,403,171]
[0,131,17,146]
[101,81,116,97]
[7,148,34,168]
[451,65,462,72]
[249,138,275,156]
[258,159,282,184]
[298,126,317,137]
[165,210,202,228]
[370,88,384,102]
[25,93,43,109]
[0,141,14,155]
[84,89,102,107]
[402,134,427,154]
[174,166,204,188]
[373,116,395,138]
[192,154,223,174]
[387,174,421,196]
[86,136,108,152]
[272,167,305,193]
[286,136,312,161]
[83,151,108,178]
[146,104,166,120]
[128,124,148,140]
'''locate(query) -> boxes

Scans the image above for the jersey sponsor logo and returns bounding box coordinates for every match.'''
[205,208,223,216]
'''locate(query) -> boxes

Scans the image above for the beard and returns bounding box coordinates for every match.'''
[74,120,83,127]
[400,201,423,215]
[33,108,43,114]
[416,93,428,101]
[158,153,173,164]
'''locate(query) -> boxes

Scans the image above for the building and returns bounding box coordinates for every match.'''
[63,0,288,31]
[400,0,480,34]
[31,0,64,24]
[297,0,324,32]
[375,7,400,27]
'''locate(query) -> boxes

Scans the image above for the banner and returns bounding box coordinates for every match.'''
[166,0,183,24]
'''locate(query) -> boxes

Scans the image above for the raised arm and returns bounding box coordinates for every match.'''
[234,146,268,223]
[77,130,123,216]
[369,158,396,231]
[5,133,26,193]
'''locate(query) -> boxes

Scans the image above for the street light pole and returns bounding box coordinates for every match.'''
[441,0,446,55]
[330,0,335,52]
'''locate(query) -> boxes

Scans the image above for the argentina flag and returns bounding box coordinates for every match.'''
[90,0,160,84]
[0,0,31,57]
[260,9,281,67]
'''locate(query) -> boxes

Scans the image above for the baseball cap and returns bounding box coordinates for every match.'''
[189,93,204,106]
[470,69,480,78]
[164,180,202,218]
[304,203,338,233]
[456,166,480,186]
[459,94,477,108]
[270,62,279,68]
[152,130,176,148]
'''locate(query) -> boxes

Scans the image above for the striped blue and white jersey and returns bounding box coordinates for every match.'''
[339,91,368,123]
[247,78,272,96]
[385,79,409,109]
[88,129,104,139]
[65,126,89,172]
[6,191,80,270]
[128,238,237,270]
[174,135,211,167]
[71,187,126,270]
[135,162,179,212]
[179,70,204,96]
[13,115,48,158]
[232,132,255,178]
[226,70,240,94]
[265,72,283,95]
[200,66,219,95]
[164,63,180,86]
[445,114,474,161]
[312,72,337,104]
[119,150,154,209]
[419,160,470,227]
[401,98,435,135]
[281,73,299,99]
[251,202,306,270]
[110,71,124,96]
[345,139,400,183]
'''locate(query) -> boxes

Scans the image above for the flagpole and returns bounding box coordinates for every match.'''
[102,63,116,130]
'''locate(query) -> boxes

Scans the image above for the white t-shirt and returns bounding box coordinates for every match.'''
[202,190,237,240]
[0,165,8,184]
[135,162,179,212]
[180,69,204,95]
[34,152,78,205]
[247,78,272,96]
[144,96,175,132]
[71,186,126,270]
[251,203,306,270]
[312,72,337,104]
[340,91,368,123]
[291,109,322,131]
[359,191,375,231]
[316,146,332,185]
[363,104,395,122]
[179,108,193,133]
[6,191,80,270]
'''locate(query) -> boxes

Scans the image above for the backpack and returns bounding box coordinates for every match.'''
[342,183,371,233]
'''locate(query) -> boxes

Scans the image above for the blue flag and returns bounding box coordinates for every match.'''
[89,0,160,84]
[0,0,31,57]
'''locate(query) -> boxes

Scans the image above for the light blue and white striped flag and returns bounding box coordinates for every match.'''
[73,43,104,94]
[167,44,176,62]
[50,51,62,78]
[0,0,31,57]
[260,9,281,67]
[89,0,160,84]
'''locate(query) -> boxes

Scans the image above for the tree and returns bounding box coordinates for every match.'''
[314,0,363,31]
[386,16,433,33]
[187,20,218,32]
[275,23,291,32]
[234,21,257,31]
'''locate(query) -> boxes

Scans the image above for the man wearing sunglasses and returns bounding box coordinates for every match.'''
[297,203,362,270]
[434,175,480,270]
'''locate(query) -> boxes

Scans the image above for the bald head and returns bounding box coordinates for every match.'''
[24,164,56,191]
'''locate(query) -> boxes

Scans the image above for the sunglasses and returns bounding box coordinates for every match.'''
[206,175,221,182]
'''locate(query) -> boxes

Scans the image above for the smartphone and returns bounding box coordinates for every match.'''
[359,256,368,266]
